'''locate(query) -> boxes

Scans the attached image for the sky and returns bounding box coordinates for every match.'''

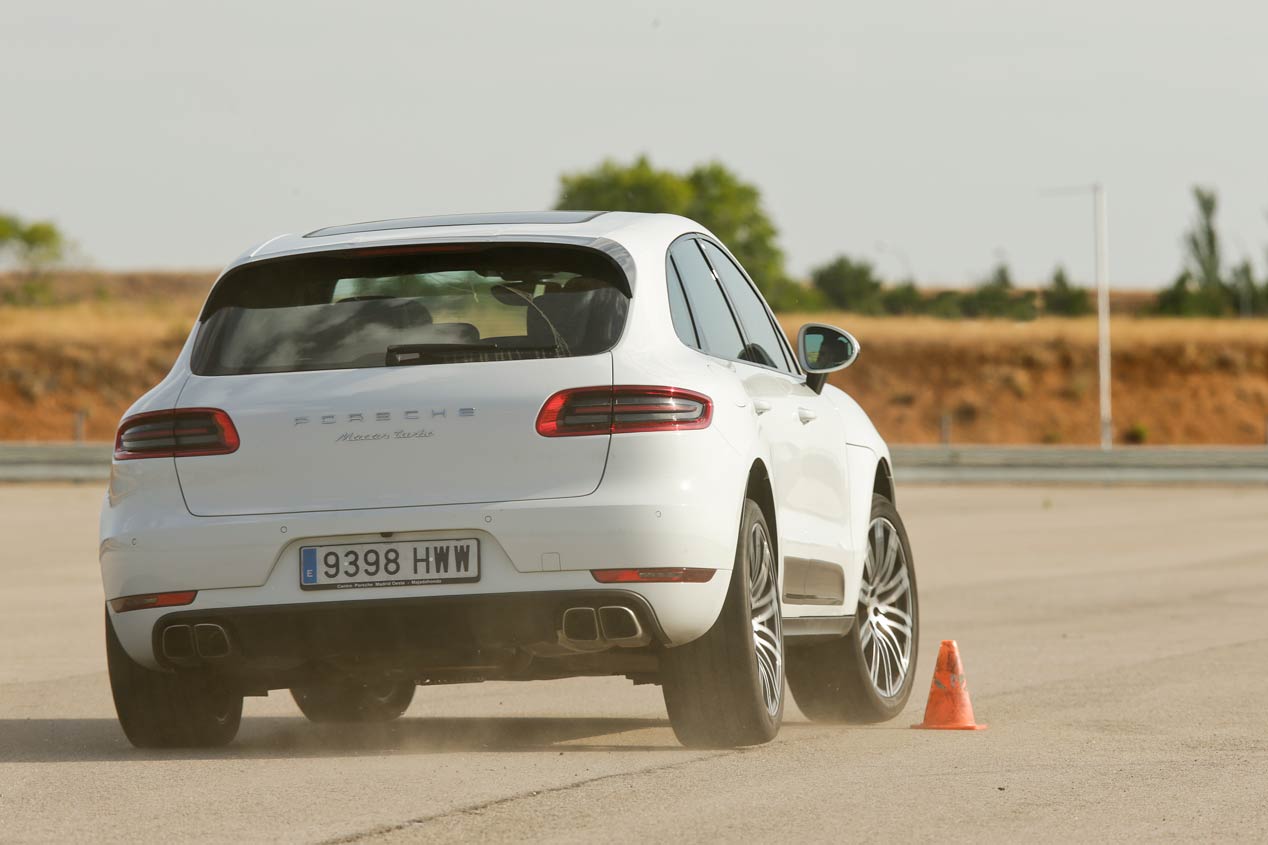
[2,0,1266,288]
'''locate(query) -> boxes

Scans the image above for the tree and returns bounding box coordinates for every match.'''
[1185,187,1222,290]
[555,156,791,303]
[0,213,66,275]
[1157,270,1226,316]
[0,214,20,246]
[1228,259,1264,316]
[961,263,1036,320]
[809,255,883,313]
[1157,186,1234,316]
[881,281,924,315]
[926,290,964,319]
[1042,266,1092,316]
[555,155,692,218]
[15,221,65,272]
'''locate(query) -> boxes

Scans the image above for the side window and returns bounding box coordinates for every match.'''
[699,241,793,373]
[668,239,745,360]
[665,259,700,349]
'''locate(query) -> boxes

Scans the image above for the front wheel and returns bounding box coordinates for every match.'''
[787,494,919,723]
[661,498,784,748]
[291,679,415,723]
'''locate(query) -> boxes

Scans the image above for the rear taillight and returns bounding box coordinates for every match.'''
[114,408,240,460]
[536,386,712,437]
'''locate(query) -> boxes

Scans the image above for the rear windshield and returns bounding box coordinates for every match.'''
[192,244,630,376]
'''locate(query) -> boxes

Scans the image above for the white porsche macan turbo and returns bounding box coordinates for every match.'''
[100,211,919,748]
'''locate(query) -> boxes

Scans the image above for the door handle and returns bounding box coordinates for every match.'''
[753,399,773,415]
[797,407,817,424]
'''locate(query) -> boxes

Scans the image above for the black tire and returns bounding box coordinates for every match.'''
[787,494,919,723]
[662,498,784,748]
[291,679,415,723]
[106,611,243,748]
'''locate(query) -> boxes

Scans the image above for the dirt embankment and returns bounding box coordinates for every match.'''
[0,272,210,441]
[0,272,1265,445]
[780,315,1268,445]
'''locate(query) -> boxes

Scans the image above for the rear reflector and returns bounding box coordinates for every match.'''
[536,386,712,437]
[591,568,716,584]
[115,408,240,460]
[109,591,198,613]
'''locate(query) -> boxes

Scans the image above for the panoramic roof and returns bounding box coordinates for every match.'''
[304,211,607,239]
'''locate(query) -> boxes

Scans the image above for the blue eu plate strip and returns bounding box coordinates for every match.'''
[301,547,318,584]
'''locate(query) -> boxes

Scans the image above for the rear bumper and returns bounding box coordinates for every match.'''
[104,504,736,670]
[115,575,725,670]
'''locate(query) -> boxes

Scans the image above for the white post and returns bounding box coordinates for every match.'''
[1094,184,1112,450]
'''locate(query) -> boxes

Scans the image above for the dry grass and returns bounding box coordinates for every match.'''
[778,313,1268,345]
[0,300,197,344]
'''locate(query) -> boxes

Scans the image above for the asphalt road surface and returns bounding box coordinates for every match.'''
[3,483,1266,843]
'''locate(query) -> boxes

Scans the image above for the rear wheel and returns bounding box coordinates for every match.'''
[291,679,415,723]
[787,494,919,722]
[106,611,243,748]
[662,498,784,747]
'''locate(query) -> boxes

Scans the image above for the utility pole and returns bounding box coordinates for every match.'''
[1093,184,1112,450]
[1042,183,1113,449]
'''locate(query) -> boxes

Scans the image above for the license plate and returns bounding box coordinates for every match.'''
[299,539,480,590]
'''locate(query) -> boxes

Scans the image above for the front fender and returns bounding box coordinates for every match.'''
[823,385,893,607]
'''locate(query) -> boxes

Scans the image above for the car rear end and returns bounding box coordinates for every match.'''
[101,234,741,691]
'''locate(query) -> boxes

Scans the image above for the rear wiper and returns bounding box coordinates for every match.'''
[386,343,560,366]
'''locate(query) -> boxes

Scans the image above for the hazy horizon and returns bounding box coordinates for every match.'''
[3,0,1265,288]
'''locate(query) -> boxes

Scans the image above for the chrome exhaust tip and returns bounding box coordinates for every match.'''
[561,607,600,641]
[558,607,606,652]
[598,606,651,647]
[193,623,231,659]
[161,624,195,662]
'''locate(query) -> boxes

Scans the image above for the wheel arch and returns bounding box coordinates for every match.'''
[745,458,779,570]
[873,457,895,505]
[844,443,887,609]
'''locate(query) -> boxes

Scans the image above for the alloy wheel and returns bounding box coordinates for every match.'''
[748,521,784,716]
[858,517,914,698]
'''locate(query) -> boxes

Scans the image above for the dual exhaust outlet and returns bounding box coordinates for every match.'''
[163,611,644,661]
[161,623,231,664]
[559,606,651,651]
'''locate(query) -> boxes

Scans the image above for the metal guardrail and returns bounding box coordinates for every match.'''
[0,443,112,481]
[1,442,1266,484]
[893,445,1268,484]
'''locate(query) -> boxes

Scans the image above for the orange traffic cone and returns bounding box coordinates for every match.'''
[912,639,987,730]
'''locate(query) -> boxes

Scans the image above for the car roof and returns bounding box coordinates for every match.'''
[303,210,607,238]
[234,211,702,269]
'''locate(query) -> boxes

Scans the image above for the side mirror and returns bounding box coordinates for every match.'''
[797,323,860,394]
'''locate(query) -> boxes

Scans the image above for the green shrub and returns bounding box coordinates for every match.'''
[1123,423,1149,445]
[1042,266,1093,316]
[809,255,883,313]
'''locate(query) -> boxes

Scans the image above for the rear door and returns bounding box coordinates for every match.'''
[669,238,807,549]
[695,239,852,606]
[175,243,626,517]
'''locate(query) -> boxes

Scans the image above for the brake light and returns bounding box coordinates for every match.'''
[114,408,240,460]
[536,386,712,437]
[591,568,716,583]
[109,591,197,613]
